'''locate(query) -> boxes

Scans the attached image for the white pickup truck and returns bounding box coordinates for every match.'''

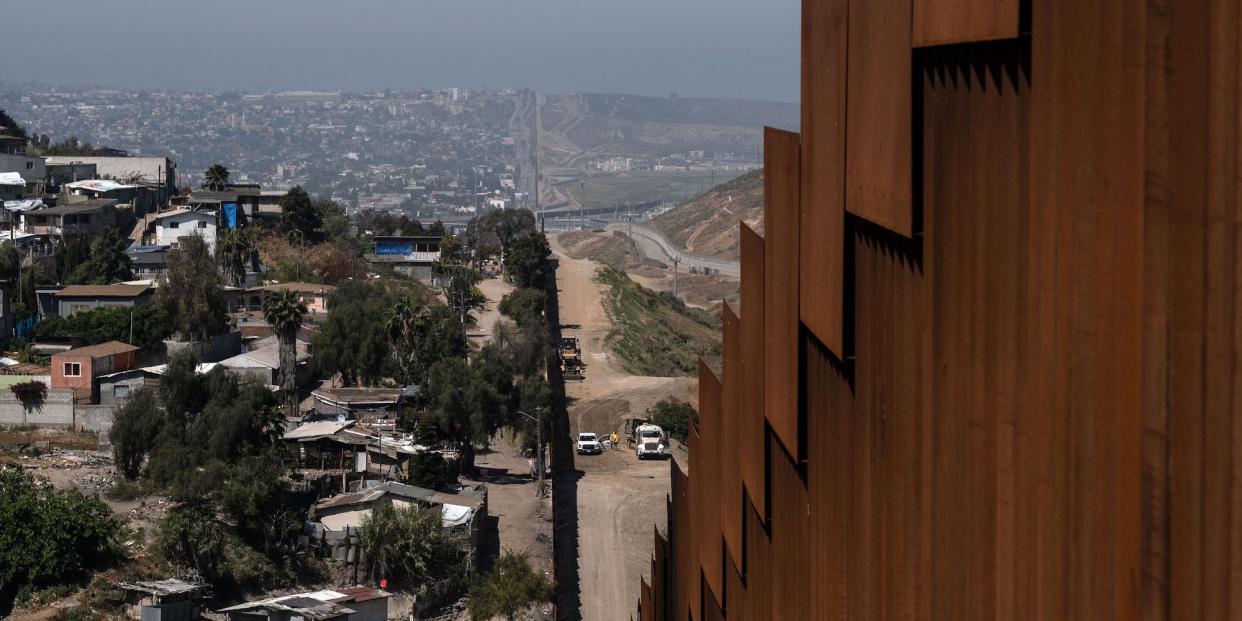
[576,432,603,455]
[633,424,669,459]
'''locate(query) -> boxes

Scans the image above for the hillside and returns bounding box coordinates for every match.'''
[595,266,721,377]
[649,168,764,260]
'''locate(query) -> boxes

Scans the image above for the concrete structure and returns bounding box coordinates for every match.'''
[44,161,96,189]
[244,282,335,313]
[50,341,138,403]
[52,284,152,317]
[43,156,175,205]
[153,208,217,249]
[219,340,312,387]
[218,587,389,621]
[365,235,441,280]
[64,179,156,216]
[311,387,402,418]
[117,579,210,621]
[22,200,118,238]
[0,152,46,185]
[126,245,170,278]
[0,171,26,200]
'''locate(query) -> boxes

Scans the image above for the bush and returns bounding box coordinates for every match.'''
[409,450,451,489]
[498,288,545,326]
[0,468,118,602]
[647,397,698,444]
[358,504,471,609]
[469,552,553,621]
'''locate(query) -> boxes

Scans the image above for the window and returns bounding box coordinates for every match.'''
[68,303,90,315]
[25,162,32,170]
[63,362,81,377]
[113,384,129,399]
[198,221,207,229]
[167,221,179,229]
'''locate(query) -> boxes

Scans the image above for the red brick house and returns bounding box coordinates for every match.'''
[51,341,139,403]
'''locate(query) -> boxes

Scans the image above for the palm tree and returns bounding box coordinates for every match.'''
[216,228,250,288]
[202,164,230,192]
[262,289,307,416]
[386,296,427,386]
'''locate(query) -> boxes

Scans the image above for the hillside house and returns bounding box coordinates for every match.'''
[244,282,335,313]
[63,179,155,215]
[218,587,390,621]
[22,200,118,238]
[117,579,210,621]
[365,235,441,280]
[52,284,152,317]
[43,156,176,206]
[153,209,217,249]
[51,341,139,403]
[219,340,313,387]
[0,172,25,201]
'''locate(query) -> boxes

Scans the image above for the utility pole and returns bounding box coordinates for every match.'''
[672,255,680,300]
[520,408,545,497]
[579,180,585,231]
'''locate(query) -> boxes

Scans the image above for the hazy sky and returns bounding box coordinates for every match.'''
[7,0,799,102]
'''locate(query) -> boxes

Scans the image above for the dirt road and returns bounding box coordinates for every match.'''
[550,235,691,620]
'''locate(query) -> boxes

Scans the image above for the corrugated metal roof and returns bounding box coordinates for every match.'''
[56,340,139,359]
[65,179,138,193]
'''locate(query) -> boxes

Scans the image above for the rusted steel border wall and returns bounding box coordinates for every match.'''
[639,0,1242,618]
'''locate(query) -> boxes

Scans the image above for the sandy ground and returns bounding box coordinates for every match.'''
[550,234,690,621]
[469,276,516,342]
[469,431,555,580]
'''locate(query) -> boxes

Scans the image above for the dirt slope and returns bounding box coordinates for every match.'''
[649,168,764,260]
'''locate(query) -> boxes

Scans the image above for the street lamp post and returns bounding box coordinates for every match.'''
[519,408,545,497]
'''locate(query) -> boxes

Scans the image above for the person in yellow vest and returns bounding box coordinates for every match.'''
[610,431,620,451]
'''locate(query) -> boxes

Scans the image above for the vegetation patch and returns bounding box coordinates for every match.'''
[595,266,720,376]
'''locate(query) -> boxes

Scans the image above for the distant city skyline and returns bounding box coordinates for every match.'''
[6,0,800,103]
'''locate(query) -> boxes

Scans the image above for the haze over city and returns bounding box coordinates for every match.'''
[5,0,800,102]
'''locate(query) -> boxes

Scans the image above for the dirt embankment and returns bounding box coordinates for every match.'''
[649,168,764,260]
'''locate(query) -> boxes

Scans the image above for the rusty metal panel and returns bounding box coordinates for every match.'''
[767,434,814,620]
[1030,0,1145,616]
[697,361,724,608]
[800,0,847,356]
[669,459,692,621]
[912,0,1019,47]
[640,580,653,621]
[804,333,853,621]
[763,127,802,461]
[739,224,768,522]
[719,305,743,574]
[654,528,668,619]
[686,424,703,621]
[845,0,912,236]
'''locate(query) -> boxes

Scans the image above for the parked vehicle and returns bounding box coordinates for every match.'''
[576,432,603,455]
[633,424,669,459]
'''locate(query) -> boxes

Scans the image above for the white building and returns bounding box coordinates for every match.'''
[153,209,217,249]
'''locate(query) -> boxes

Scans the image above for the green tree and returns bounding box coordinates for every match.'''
[408,450,451,489]
[0,108,29,140]
[68,226,132,285]
[505,233,550,289]
[262,289,307,415]
[386,295,429,386]
[498,288,545,327]
[357,503,470,603]
[52,235,90,284]
[0,469,117,608]
[111,388,163,478]
[646,397,698,444]
[468,552,554,621]
[216,228,250,288]
[202,164,230,191]
[159,235,229,341]
[35,304,173,351]
[280,186,323,244]
[315,280,391,387]
[315,199,351,242]
[0,242,20,286]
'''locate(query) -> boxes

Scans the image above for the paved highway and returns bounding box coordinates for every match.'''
[605,222,741,278]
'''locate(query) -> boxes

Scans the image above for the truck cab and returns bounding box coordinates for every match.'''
[633,424,669,459]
